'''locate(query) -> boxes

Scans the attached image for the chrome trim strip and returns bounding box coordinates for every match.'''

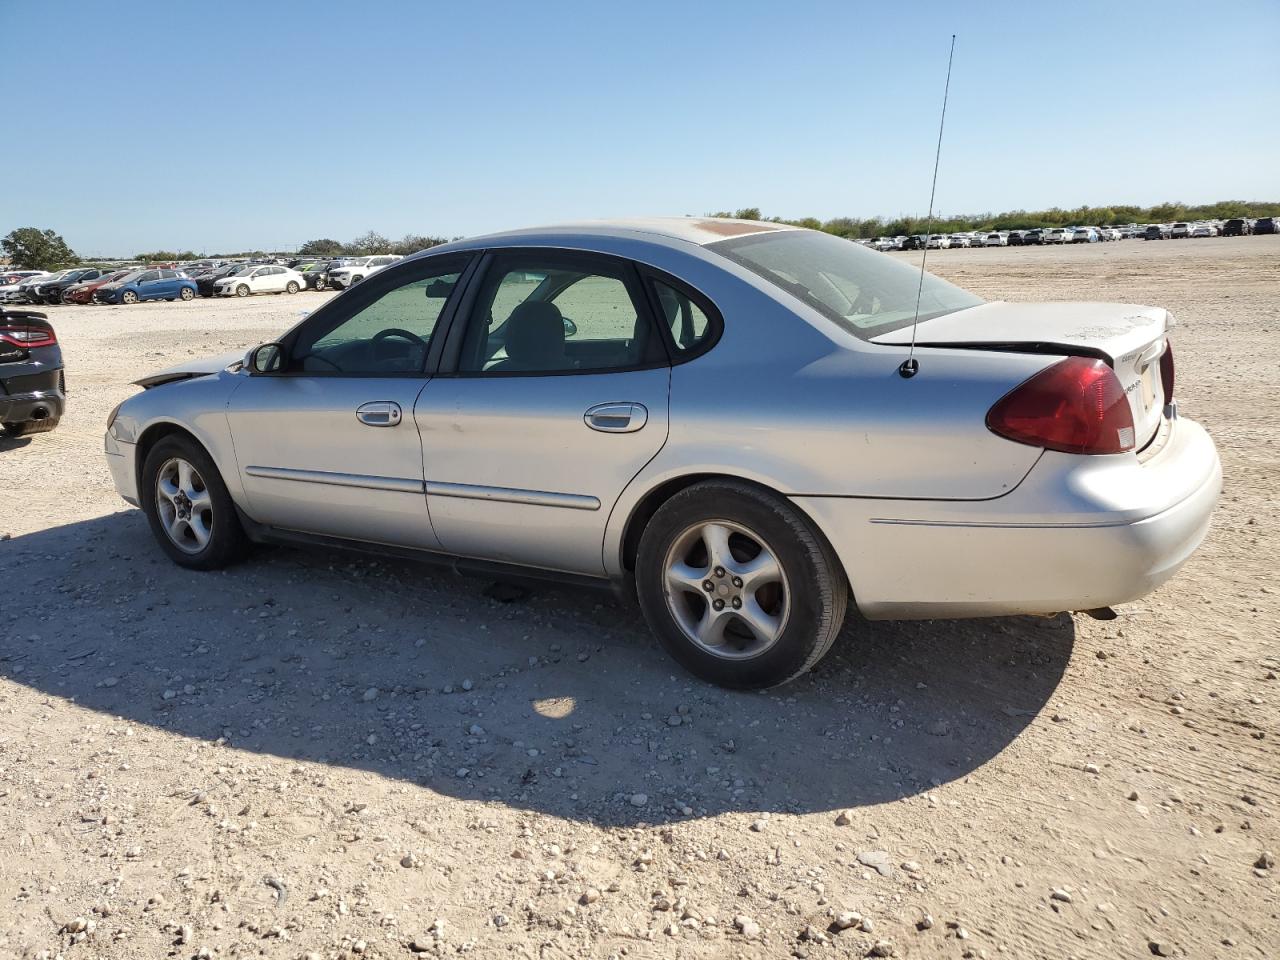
[869,517,1127,529]
[245,465,424,494]
[425,480,600,511]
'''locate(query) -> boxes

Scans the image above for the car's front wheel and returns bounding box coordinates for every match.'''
[179,286,195,301]
[141,435,250,570]
[235,284,250,298]
[635,480,848,689]
[121,290,139,304]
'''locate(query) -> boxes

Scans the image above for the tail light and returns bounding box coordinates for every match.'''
[987,357,1135,455]
[1159,338,1174,408]
[0,323,57,348]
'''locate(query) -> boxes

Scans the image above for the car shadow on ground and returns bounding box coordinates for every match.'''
[0,511,1075,826]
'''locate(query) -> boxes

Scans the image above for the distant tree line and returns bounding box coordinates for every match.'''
[295,231,453,259]
[707,200,1280,239]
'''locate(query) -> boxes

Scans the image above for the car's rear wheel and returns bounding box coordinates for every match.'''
[141,436,250,570]
[285,281,299,294]
[235,284,250,298]
[636,480,848,689]
[121,290,139,304]
[179,286,195,301]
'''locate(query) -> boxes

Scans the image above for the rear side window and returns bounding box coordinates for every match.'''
[648,277,718,356]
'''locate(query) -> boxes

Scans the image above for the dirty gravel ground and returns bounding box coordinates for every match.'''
[1,238,1276,959]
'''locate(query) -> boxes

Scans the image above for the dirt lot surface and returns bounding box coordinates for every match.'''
[2,238,1277,959]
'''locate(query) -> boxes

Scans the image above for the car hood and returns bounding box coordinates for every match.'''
[134,350,245,389]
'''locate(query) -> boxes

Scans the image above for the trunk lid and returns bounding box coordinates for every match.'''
[872,301,1171,448]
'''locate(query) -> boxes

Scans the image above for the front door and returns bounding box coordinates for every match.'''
[416,250,671,576]
[225,255,472,549]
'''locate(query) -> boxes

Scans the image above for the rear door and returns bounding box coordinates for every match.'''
[416,250,671,576]
[134,270,161,300]
[225,254,473,547]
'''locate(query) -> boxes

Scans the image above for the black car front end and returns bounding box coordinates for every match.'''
[0,309,65,436]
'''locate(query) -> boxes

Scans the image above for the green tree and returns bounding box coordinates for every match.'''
[2,227,78,270]
[298,238,344,257]
[389,234,448,256]
[349,231,392,255]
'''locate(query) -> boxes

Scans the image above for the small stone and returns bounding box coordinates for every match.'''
[869,941,894,957]
[630,793,648,807]
[365,734,377,745]
[462,679,474,691]
[580,888,601,905]
[666,715,682,727]
[362,687,378,701]
[1050,888,1073,903]
[1255,850,1275,870]
[750,818,767,832]
[859,916,875,933]
[178,923,194,944]
[162,689,176,700]
[926,720,949,736]
[833,911,861,930]
[834,810,853,826]
[1083,763,1100,775]
[493,913,510,928]
[857,850,893,877]
[1149,941,1172,957]
[734,915,761,938]
[61,917,88,934]
[352,940,367,954]
[801,924,828,943]
[400,853,420,868]
[1128,790,1140,801]
[468,723,485,736]
[917,914,934,930]
[100,677,119,688]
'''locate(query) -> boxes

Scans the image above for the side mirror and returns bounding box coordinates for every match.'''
[562,317,578,337]
[247,342,284,374]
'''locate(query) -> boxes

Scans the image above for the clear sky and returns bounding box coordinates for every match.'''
[5,0,1277,256]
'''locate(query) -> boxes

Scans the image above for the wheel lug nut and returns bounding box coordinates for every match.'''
[702,580,714,592]
[714,566,725,578]
[712,599,725,611]
[732,576,743,588]
[731,597,742,609]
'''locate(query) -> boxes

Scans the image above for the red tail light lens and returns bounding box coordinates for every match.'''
[0,324,57,348]
[987,357,1136,455]
[1159,339,1174,408]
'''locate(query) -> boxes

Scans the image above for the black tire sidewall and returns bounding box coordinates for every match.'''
[140,436,247,570]
[636,483,843,689]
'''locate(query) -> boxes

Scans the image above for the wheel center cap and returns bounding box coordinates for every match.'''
[175,491,191,519]
[716,583,730,597]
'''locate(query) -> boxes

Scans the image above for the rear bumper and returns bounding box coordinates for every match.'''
[0,386,65,425]
[795,416,1222,620]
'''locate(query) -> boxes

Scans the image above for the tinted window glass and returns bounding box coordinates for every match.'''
[460,256,658,374]
[290,266,461,375]
[650,278,714,354]
[137,271,159,283]
[709,230,982,339]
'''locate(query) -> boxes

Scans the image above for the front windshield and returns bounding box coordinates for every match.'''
[708,229,983,339]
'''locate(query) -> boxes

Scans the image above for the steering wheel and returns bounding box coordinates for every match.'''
[371,327,428,365]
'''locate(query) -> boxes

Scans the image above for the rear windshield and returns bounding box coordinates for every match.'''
[708,229,983,339]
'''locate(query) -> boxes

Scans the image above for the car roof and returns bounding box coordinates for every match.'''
[413,217,800,261]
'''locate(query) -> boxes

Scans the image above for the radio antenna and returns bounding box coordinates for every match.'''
[900,33,956,380]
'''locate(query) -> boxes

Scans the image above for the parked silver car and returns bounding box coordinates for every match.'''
[104,219,1221,688]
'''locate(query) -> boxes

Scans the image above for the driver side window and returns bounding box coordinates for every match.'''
[289,262,463,375]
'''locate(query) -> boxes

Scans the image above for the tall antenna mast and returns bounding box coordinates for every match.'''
[900,33,957,380]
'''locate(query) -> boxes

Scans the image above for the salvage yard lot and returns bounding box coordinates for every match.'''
[1,237,1277,958]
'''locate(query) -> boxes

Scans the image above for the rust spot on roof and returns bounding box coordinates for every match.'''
[691,219,788,237]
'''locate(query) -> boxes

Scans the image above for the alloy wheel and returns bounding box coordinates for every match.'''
[155,457,213,554]
[662,519,790,659]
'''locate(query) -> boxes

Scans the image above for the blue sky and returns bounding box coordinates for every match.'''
[5,0,1277,255]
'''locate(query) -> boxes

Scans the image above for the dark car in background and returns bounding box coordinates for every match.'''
[1254,217,1278,235]
[1144,224,1171,240]
[296,259,342,290]
[94,269,198,304]
[1221,218,1253,236]
[0,308,64,437]
[194,263,245,297]
[1021,228,1044,245]
[32,267,114,304]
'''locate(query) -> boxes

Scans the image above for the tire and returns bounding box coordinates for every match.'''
[179,286,195,301]
[285,281,299,294]
[314,279,327,292]
[635,480,848,689]
[235,284,250,298]
[2,416,59,438]
[121,290,139,304]
[350,274,363,285]
[140,435,250,570]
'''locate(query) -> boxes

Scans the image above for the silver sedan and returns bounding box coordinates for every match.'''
[104,219,1222,688]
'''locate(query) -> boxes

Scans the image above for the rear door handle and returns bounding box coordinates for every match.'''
[584,402,647,433]
[355,401,402,427]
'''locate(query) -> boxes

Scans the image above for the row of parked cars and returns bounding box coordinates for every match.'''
[0,254,405,306]
[862,216,1277,252]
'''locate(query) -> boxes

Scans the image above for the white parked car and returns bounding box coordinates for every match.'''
[0,270,51,303]
[213,265,306,298]
[925,234,951,249]
[1190,224,1217,238]
[1042,228,1071,244]
[327,255,402,289]
[980,232,1007,247]
[948,233,973,248]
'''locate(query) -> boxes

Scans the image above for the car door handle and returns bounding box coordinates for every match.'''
[355,401,402,427]
[584,402,647,433]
